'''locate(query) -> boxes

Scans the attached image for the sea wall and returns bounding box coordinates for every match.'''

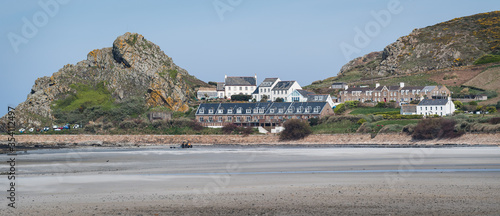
[1,133,499,146]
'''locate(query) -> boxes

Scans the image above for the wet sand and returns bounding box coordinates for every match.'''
[2,146,500,215]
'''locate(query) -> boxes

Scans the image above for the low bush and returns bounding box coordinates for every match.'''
[119,120,137,129]
[489,117,500,125]
[334,103,346,114]
[382,114,423,120]
[357,119,367,125]
[378,124,404,133]
[280,119,313,141]
[231,94,252,101]
[412,118,464,140]
[222,124,238,134]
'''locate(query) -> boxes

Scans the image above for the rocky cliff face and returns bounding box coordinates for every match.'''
[10,32,208,127]
[337,11,500,79]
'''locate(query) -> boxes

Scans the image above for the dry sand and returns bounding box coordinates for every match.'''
[2,146,500,215]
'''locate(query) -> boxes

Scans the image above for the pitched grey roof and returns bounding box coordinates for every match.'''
[251,87,259,95]
[196,102,328,115]
[401,86,424,91]
[332,82,347,85]
[296,89,315,97]
[422,86,436,92]
[307,94,330,102]
[401,105,417,112]
[272,81,296,91]
[259,78,279,87]
[387,86,402,91]
[225,76,257,86]
[216,82,225,91]
[418,98,449,106]
[343,87,372,93]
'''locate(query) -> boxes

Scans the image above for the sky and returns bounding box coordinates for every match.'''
[0,0,498,116]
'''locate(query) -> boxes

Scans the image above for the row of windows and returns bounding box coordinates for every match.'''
[227,86,255,91]
[199,115,313,123]
[274,90,288,95]
[199,106,321,114]
[420,106,444,111]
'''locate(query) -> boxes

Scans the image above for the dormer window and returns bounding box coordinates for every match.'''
[278,108,283,113]
[237,107,242,114]
[305,106,311,113]
[253,107,258,113]
[246,108,252,114]
[313,106,320,113]
[227,109,233,114]
[218,109,224,114]
[259,108,265,113]
[199,108,205,114]
[288,107,294,113]
[270,108,275,114]
[297,106,303,113]
[208,108,214,114]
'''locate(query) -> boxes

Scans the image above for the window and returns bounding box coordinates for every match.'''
[208,109,214,114]
[297,106,303,113]
[259,108,265,113]
[246,108,251,114]
[239,87,242,90]
[246,117,251,122]
[218,117,222,122]
[254,116,259,121]
[314,106,320,113]
[254,107,258,113]
[236,117,241,122]
[288,107,294,112]
[228,87,231,90]
[208,117,213,122]
[270,108,275,113]
[218,109,223,114]
[430,107,433,111]
[199,108,205,114]
[278,108,283,113]
[245,87,248,90]
[305,106,311,113]
[441,107,443,110]
[237,108,242,114]
[227,116,232,121]
[228,109,233,114]
[199,117,204,122]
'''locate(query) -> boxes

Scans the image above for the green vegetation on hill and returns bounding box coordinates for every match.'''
[54,82,115,111]
[474,54,500,65]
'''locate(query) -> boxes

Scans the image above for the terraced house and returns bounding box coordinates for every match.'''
[339,82,451,104]
[195,102,333,127]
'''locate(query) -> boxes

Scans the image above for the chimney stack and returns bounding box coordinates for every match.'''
[400,82,405,88]
[375,83,380,88]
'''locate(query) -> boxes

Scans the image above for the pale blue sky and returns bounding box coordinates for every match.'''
[1,0,498,116]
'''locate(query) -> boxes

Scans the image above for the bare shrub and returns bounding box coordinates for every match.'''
[280,119,313,141]
[412,118,464,140]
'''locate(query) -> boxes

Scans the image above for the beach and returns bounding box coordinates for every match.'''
[1,146,500,215]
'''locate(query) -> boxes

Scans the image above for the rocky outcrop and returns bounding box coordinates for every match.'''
[337,11,500,79]
[5,32,208,127]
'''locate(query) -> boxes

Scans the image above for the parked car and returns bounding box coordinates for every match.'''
[73,124,80,129]
[53,125,59,130]
[29,128,34,132]
[63,124,70,130]
[43,127,50,132]
[54,128,62,131]
[19,128,25,133]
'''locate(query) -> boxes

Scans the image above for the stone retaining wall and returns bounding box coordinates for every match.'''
[1,133,499,146]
